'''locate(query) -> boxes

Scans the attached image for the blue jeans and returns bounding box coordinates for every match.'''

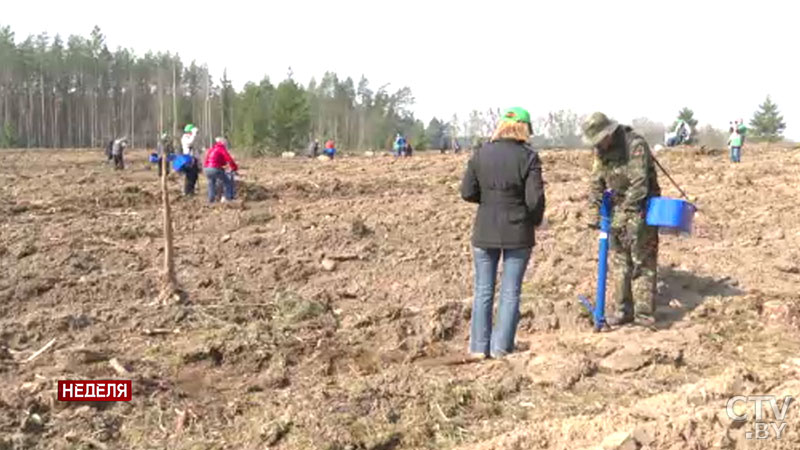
[204,168,234,202]
[730,146,741,163]
[469,247,532,357]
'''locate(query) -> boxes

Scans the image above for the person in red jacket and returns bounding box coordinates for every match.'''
[203,138,239,203]
[323,139,336,159]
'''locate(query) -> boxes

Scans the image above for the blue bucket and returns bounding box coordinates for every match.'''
[149,153,159,163]
[172,154,193,172]
[646,197,696,233]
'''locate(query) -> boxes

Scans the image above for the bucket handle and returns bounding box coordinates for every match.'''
[648,148,698,211]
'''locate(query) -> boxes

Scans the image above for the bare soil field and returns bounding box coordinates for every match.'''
[1,145,800,449]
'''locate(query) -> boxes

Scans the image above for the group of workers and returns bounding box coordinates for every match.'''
[106,124,239,204]
[663,117,749,163]
[99,106,697,360]
[306,139,337,159]
[393,134,413,157]
[170,124,238,203]
[306,134,414,158]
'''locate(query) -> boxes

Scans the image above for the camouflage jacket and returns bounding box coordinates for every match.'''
[589,126,660,227]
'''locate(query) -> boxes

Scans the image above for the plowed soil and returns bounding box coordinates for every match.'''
[1,145,799,449]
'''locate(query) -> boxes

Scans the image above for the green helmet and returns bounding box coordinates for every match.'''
[500,107,531,125]
[184,124,196,133]
[500,107,532,134]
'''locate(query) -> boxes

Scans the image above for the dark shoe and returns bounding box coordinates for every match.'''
[634,314,656,327]
[606,312,634,326]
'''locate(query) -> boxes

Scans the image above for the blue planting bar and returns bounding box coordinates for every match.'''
[579,190,613,331]
[594,190,613,330]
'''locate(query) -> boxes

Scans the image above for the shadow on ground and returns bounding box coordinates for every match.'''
[655,267,745,329]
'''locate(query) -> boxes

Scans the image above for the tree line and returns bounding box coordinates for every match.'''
[0,24,789,153]
[0,25,213,150]
[0,25,432,154]
[523,100,788,150]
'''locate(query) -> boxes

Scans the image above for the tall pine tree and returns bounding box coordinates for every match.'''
[271,73,310,152]
[220,69,235,139]
[750,96,786,142]
[425,118,446,150]
[675,108,698,129]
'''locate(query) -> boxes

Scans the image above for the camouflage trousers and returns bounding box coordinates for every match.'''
[609,221,658,316]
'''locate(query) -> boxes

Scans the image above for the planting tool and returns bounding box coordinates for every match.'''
[579,190,613,332]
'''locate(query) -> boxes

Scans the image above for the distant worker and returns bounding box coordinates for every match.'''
[307,139,320,158]
[204,137,239,203]
[736,119,747,146]
[665,120,691,147]
[111,137,128,170]
[323,139,336,160]
[105,139,114,163]
[678,120,691,143]
[582,112,661,326]
[180,124,200,195]
[728,127,743,163]
[405,141,413,157]
[156,133,174,177]
[393,134,407,157]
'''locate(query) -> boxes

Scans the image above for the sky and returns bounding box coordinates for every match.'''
[5,0,799,138]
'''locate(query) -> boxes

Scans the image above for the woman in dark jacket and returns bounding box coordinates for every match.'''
[460,107,545,358]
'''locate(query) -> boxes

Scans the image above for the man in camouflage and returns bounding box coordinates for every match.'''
[582,112,661,326]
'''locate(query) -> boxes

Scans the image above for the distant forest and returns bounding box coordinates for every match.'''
[4,25,771,153]
[0,25,448,154]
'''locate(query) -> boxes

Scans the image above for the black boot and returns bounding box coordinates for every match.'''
[606,312,634,326]
[606,302,634,326]
[633,313,656,327]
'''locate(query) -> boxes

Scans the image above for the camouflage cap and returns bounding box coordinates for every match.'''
[582,112,619,147]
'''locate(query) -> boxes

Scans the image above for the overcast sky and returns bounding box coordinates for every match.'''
[5,0,798,138]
